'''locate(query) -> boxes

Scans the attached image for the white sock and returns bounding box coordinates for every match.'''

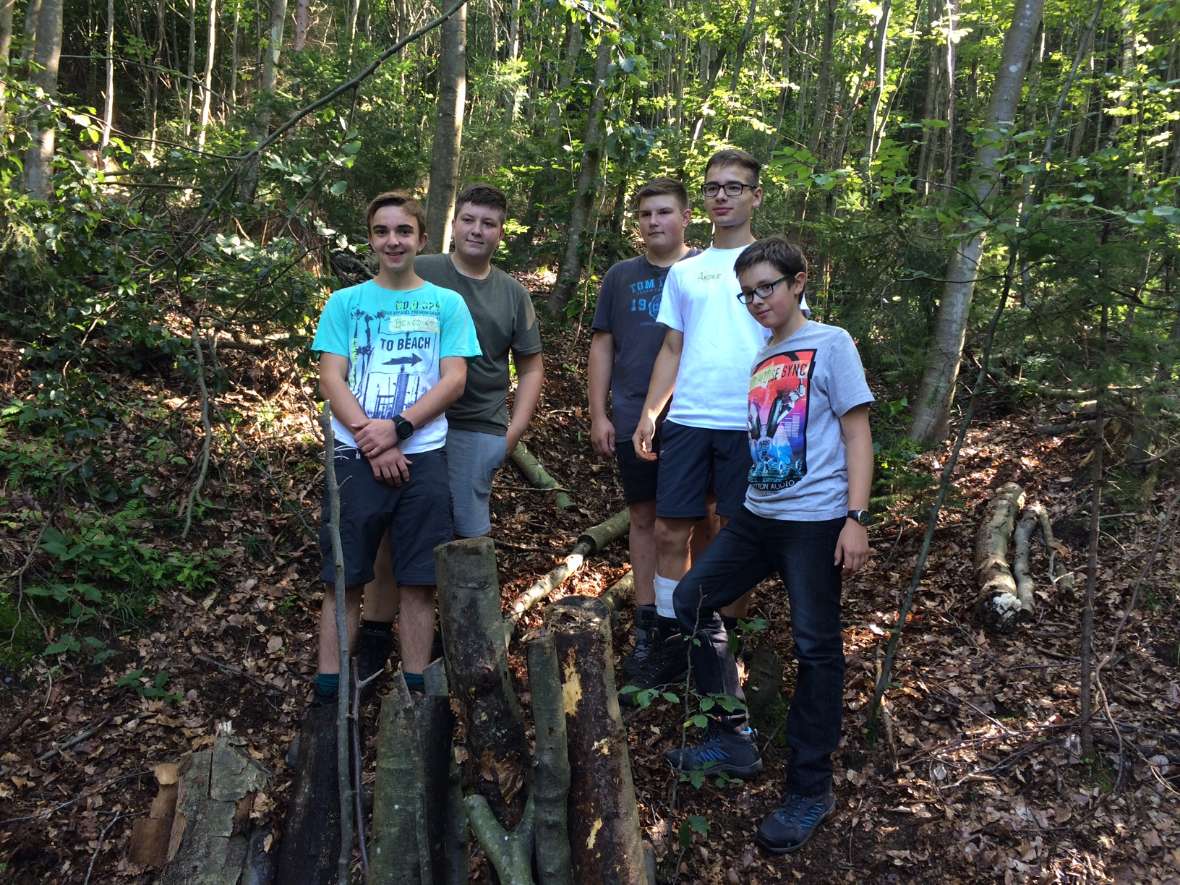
[654,574,678,620]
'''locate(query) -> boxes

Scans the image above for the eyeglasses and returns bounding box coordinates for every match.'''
[736,276,789,304]
[700,181,757,198]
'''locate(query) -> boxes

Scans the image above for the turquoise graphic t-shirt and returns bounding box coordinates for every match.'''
[311,279,480,454]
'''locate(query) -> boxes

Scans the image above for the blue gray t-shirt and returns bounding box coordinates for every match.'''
[744,321,874,521]
[590,250,700,438]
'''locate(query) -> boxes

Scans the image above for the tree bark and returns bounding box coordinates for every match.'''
[549,36,611,316]
[525,630,573,885]
[974,481,1026,631]
[183,0,196,137]
[293,0,309,50]
[909,0,1045,443]
[238,0,287,201]
[0,0,13,127]
[18,0,37,65]
[160,723,272,885]
[196,0,217,148]
[547,597,648,884]
[425,0,467,253]
[22,0,62,199]
[99,0,114,147]
[435,537,531,828]
[863,0,892,164]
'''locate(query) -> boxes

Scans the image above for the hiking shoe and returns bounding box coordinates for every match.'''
[664,726,763,779]
[622,606,658,680]
[628,618,689,689]
[755,790,836,854]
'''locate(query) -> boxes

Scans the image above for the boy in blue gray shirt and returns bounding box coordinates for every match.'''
[665,237,874,855]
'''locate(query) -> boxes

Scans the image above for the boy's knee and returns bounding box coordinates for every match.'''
[654,518,693,551]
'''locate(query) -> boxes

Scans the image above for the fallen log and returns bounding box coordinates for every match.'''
[509,509,630,624]
[510,442,576,511]
[158,722,273,885]
[975,482,1027,632]
[548,597,649,884]
[598,571,634,615]
[435,537,531,829]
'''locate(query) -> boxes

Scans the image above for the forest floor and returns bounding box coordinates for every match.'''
[1,282,1179,883]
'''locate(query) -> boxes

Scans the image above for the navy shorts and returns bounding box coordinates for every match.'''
[318,446,452,589]
[655,421,752,520]
[615,438,659,504]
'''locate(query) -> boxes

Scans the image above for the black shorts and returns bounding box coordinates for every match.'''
[318,446,452,588]
[615,439,659,504]
[655,421,752,520]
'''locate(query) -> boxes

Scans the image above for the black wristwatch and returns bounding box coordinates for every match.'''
[847,509,872,526]
[393,415,415,442]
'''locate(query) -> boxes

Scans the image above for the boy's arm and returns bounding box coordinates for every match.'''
[506,351,544,453]
[319,353,368,428]
[352,357,470,459]
[588,331,615,457]
[632,329,682,461]
[835,404,873,573]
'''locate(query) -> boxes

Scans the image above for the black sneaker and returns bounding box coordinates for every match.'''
[628,617,689,689]
[755,790,836,854]
[622,606,658,680]
[664,725,763,779]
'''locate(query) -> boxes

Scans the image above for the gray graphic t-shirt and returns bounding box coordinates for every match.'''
[590,250,699,438]
[744,322,874,521]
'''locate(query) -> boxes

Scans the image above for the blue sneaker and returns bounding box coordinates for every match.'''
[664,726,763,779]
[755,791,836,853]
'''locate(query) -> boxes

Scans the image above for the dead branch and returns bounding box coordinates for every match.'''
[179,326,213,540]
[509,442,576,511]
[974,482,1027,632]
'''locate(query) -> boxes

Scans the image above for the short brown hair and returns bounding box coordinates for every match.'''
[633,177,689,210]
[454,184,508,222]
[734,237,808,303]
[366,192,427,235]
[705,149,761,185]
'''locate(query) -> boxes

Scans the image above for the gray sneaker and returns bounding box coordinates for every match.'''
[664,726,763,779]
[755,790,836,853]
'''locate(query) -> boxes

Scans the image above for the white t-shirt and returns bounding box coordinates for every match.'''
[656,245,810,430]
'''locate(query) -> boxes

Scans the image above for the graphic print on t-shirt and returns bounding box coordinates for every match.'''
[348,302,440,419]
[747,350,816,491]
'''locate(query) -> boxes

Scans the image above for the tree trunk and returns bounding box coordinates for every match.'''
[183,0,196,137]
[549,37,611,316]
[547,597,648,884]
[238,0,286,201]
[863,0,892,164]
[99,0,114,146]
[509,441,575,510]
[0,0,14,128]
[807,0,836,158]
[227,0,238,110]
[22,0,62,199]
[293,0,309,50]
[908,0,1045,444]
[525,630,573,885]
[196,0,217,148]
[160,723,273,885]
[18,0,39,66]
[435,537,530,829]
[425,0,466,253]
[941,0,958,190]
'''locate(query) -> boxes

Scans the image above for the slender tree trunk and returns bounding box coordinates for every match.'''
[1079,301,1107,757]
[549,37,611,316]
[18,0,38,65]
[916,0,940,198]
[0,0,14,128]
[196,0,217,148]
[23,0,62,198]
[808,0,836,158]
[863,0,892,164]
[238,0,286,202]
[425,0,466,253]
[726,0,758,95]
[183,0,196,137]
[941,0,958,189]
[227,0,238,111]
[293,0,309,50]
[909,0,1045,444]
[98,0,115,146]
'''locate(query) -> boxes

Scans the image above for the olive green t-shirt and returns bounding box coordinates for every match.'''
[415,253,543,435]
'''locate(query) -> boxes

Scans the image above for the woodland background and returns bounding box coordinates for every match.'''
[0,0,1178,879]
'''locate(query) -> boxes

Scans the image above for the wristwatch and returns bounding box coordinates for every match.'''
[847,509,873,526]
[393,415,415,442]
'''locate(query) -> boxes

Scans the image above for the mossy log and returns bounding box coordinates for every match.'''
[510,441,576,511]
[435,537,530,828]
[547,597,648,884]
[160,722,273,885]
[975,482,1027,632]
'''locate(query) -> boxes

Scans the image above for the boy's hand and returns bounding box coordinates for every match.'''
[591,417,615,457]
[352,418,397,458]
[835,520,870,574]
[369,447,411,486]
[632,416,657,462]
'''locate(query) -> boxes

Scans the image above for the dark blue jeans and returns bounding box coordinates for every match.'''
[673,507,845,796]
